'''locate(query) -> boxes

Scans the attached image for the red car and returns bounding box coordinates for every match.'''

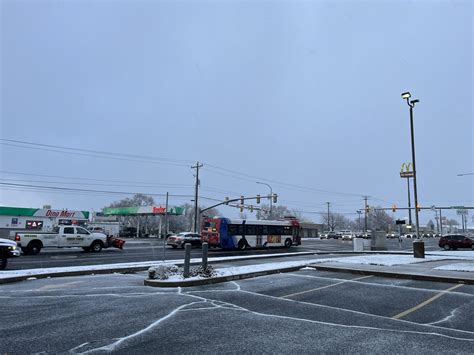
[438,234,474,250]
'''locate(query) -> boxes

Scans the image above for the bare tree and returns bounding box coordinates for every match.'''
[367,207,394,232]
[256,204,306,221]
[320,212,352,231]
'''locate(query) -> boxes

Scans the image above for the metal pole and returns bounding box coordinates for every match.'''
[409,104,421,239]
[162,192,169,262]
[435,210,440,233]
[439,208,443,234]
[327,202,331,231]
[364,196,368,233]
[192,162,203,232]
[202,242,208,270]
[183,243,191,278]
[136,217,140,239]
[407,177,413,226]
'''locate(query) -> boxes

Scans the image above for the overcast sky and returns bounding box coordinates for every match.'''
[1,0,472,225]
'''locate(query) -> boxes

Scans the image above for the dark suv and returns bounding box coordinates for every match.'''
[438,234,473,250]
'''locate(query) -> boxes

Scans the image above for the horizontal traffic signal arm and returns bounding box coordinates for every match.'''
[371,206,473,211]
[200,195,275,214]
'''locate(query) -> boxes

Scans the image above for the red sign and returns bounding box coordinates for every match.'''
[45,210,76,218]
[152,207,166,214]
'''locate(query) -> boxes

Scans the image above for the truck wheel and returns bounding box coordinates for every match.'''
[90,241,103,252]
[284,238,292,248]
[27,242,42,255]
[0,254,7,270]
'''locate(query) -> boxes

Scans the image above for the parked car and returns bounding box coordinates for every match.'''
[320,231,330,239]
[386,232,399,239]
[166,232,202,249]
[438,234,474,250]
[120,226,137,238]
[327,231,340,239]
[340,230,354,240]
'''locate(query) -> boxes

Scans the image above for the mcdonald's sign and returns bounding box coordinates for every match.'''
[400,162,414,178]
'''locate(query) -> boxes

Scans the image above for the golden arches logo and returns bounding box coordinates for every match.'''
[400,162,413,173]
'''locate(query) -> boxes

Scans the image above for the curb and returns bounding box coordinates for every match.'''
[144,265,306,287]
[1,250,467,285]
[309,264,474,285]
[0,251,316,285]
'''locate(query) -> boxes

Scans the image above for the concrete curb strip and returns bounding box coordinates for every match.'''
[144,265,305,287]
[1,250,472,285]
[310,265,474,285]
[0,251,316,284]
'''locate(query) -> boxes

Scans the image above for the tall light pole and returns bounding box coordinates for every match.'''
[256,182,272,216]
[401,91,421,240]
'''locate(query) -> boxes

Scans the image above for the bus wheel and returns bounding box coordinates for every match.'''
[238,239,247,251]
[284,238,292,248]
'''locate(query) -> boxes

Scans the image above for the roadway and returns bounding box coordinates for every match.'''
[1,268,472,353]
[7,237,443,270]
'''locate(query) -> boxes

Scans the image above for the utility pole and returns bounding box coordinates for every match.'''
[364,196,368,233]
[191,161,203,233]
[326,202,331,231]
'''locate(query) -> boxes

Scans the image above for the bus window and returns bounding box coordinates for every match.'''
[246,225,256,235]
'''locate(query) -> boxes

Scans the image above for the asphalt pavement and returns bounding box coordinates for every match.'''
[2,270,473,354]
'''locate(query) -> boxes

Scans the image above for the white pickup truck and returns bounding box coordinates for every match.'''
[14,225,111,255]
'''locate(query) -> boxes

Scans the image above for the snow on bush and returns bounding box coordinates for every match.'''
[147,264,216,280]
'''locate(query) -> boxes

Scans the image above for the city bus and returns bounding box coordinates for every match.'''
[201,217,301,250]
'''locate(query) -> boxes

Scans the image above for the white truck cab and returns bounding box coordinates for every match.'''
[15,225,108,255]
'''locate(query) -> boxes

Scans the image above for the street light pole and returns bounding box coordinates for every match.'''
[406,176,413,226]
[256,182,273,216]
[402,92,421,240]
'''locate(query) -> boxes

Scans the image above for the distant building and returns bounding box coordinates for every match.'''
[0,206,89,239]
[300,222,324,238]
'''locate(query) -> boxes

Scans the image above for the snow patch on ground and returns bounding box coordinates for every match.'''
[434,263,474,272]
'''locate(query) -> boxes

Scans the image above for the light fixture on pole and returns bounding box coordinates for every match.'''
[256,182,273,215]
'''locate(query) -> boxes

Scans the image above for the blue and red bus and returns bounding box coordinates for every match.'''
[201,217,301,250]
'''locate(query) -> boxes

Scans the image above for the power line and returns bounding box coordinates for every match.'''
[0,141,190,167]
[0,170,192,186]
[204,164,367,198]
[0,139,192,164]
[0,177,193,189]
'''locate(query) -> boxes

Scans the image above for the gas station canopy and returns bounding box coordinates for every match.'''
[102,206,185,216]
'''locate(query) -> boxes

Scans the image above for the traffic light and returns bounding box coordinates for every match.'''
[256,194,260,204]
[365,205,370,213]
[392,204,397,212]
[250,206,254,213]
[273,194,277,203]
[417,204,421,212]
[240,205,244,213]
[225,197,229,205]
[240,195,244,205]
